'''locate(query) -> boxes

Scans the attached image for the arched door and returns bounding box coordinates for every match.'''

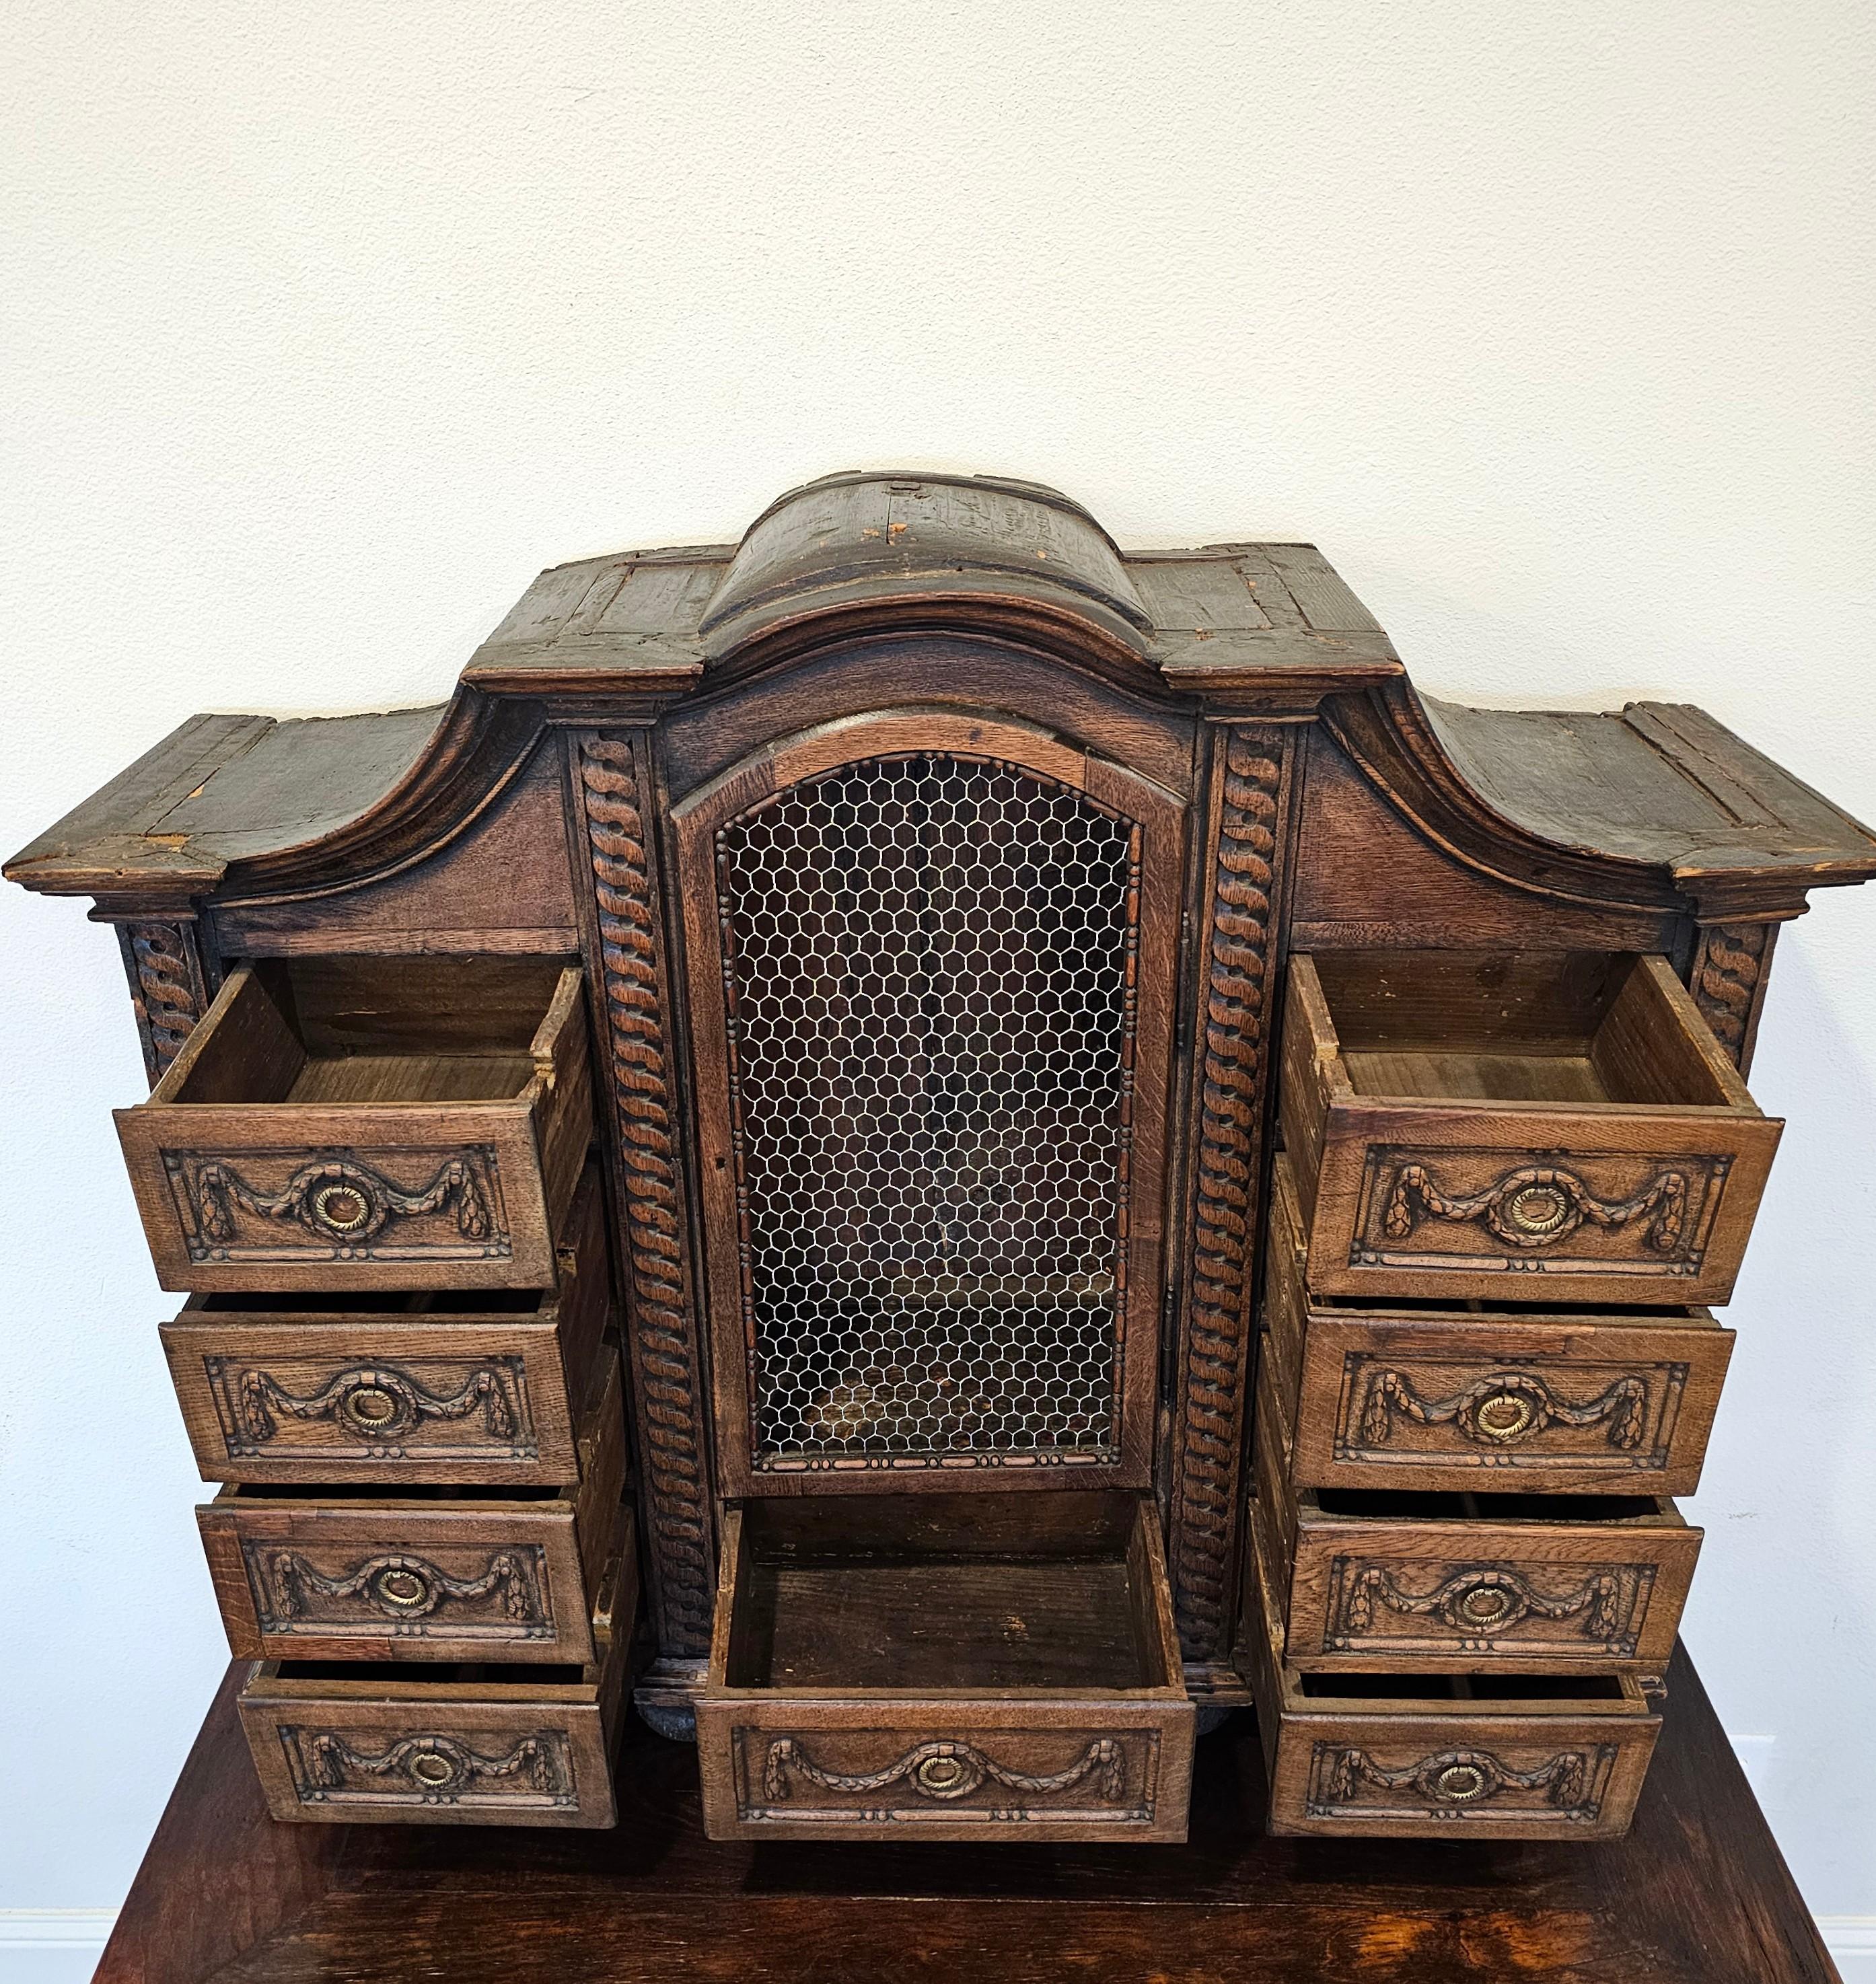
[675,708,1183,1496]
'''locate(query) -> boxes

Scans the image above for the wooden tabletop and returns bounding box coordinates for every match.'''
[100,1643,1837,1984]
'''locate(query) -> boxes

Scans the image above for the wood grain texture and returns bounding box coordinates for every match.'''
[672,708,1183,1497]
[115,960,592,1291]
[236,1507,636,1829]
[1241,1514,1662,1841]
[1276,1483,1701,1670]
[14,473,1876,1876]
[1689,921,1780,1076]
[697,1493,1192,1842]
[197,1357,625,1663]
[94,1639,1839,1984]
[159,1166,615,1486]
[1262,1154,1733,1497]
[1280,953,1782,1307]
[115,919,215,1085]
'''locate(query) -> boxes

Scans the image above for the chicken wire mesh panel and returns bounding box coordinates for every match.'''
[714,752,1141,1473]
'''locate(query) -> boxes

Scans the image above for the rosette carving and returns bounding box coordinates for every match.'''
[1311,1744,1601,1818]
[185,1153,494,1253]
[258,1546,546,1633]
[1383,1162,1688,1253]
[1336,1563,1636,1653]
[763,1736,1125,1806]
[235,1361,521,1448]
[297,1730,571,1802]
[1357,1367,1648,1453]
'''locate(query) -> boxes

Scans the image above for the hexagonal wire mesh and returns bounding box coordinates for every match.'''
[713,752,1143,1473]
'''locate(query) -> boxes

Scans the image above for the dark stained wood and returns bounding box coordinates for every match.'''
[1162,723,1298,1682]
[197,1356,626,1664]
[672,708,1182,1500]
[1429,694,1876,900]
[96,1640,1840,1983]
[1262,1155,1733,1498]
[160,1165,616,1486]
[697,1492,1192,1843]
[10,473,1876,1872]
[215,745,581,959]
[1241,1513,1663,1841]
[115,959,592,1291]
[1280,951,1782,1308]
[236,1507,636,1829]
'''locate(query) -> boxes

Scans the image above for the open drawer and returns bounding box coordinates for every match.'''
[1250,1416,1700,1669]
[1262,1152,1733,1496]
[116,955,592,1291]
[161,1164,614,1487]
[696,1492,1194,1842]
[1241,1528,1660,1840]
[1279,951,1781,1306]
[238,1507,636,1829]
[199,1351,624,1664]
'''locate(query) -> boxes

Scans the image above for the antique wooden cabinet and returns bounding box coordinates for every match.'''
[11,470,1875,1842]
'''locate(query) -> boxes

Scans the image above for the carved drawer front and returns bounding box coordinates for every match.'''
[199,1356,625,1664]
[115,957,593,1291]
[696,1492,1194,1842]
[1264,1154,1734,1496]
[711,1716,1178,1837]
[238,1508,636,1829]
[160,1169,614,1487]
[1280,951,1780,1306]
[1266,1452,1700,1670]
[1239,1521,1660,1841]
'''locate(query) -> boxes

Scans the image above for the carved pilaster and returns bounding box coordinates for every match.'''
[114,920,211,1086]
[570,732,715,1658]
[1167,725,1295,1665]
[1689,921,1778,1076]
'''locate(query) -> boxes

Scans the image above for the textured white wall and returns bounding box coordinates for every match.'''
[3,0,1873,1958]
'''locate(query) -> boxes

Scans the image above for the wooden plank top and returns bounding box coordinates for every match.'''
[1427,694,1876,885]
[98,1644,1839,1984]
[9,473,1875,907]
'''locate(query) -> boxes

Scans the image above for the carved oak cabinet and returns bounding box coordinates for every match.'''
[11,472,1875,1844]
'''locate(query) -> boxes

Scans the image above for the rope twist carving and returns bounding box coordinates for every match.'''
[1175,729,1284,1658]
[579,734,713,1652]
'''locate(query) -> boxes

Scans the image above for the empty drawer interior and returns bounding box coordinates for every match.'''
[166,955,574,1106]
[1307,951,1738,1107]
[721,1492,1174,1693]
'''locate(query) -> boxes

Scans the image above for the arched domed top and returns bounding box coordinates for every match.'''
[696,470,1153,655]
